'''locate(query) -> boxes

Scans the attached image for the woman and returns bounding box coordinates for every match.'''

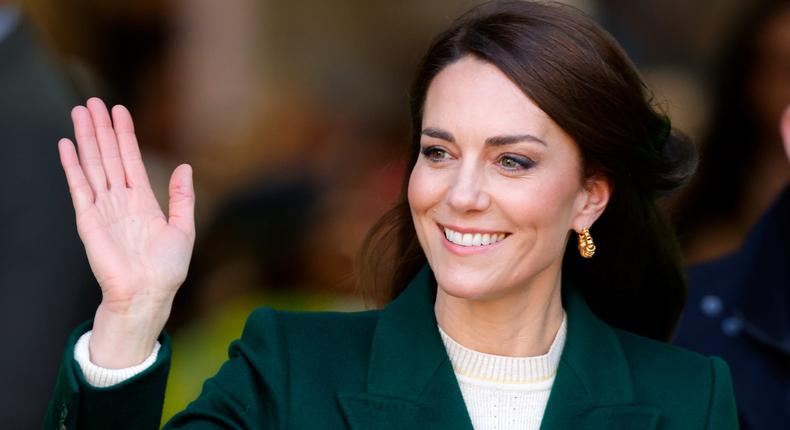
[45,1,737,429]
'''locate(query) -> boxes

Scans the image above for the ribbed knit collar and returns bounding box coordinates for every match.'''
[438,312,567,385]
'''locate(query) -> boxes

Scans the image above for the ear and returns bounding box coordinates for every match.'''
[572,174,611,233]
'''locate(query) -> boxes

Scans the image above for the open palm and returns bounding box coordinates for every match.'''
[58,98,195,316]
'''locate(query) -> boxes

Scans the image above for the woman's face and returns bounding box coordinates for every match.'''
[408,55,606,301]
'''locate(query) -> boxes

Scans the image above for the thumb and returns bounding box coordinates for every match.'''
[782,105,790,164]
[167,163,195,238]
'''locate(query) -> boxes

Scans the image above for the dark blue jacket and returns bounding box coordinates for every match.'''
[674,185,790,430]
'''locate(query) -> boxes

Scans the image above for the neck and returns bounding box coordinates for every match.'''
[434,264,564,357]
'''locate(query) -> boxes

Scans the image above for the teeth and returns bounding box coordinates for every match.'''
[443,227,507,247]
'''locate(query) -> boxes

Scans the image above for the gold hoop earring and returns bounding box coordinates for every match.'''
[577,227,596,258]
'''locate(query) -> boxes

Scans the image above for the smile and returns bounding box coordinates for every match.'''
[442,225,509,247]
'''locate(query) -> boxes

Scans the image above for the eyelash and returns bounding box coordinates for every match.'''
[419,146,535,171]
[420,146,450,162]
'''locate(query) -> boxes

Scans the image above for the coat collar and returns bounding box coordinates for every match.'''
[540,282,660,428]
[337,265,660,429]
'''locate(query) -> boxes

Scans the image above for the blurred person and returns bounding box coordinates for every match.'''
[673,106,790,429]
[163,105,402,420]
[674,0,790,264]
[0,1,99,427]
[158,88,402,420]
[671,4,790,426]
[161,173,365,420]
[44,2,738,429]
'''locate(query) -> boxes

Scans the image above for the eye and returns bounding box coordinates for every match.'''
[497,154,534,171]
[420,146,451,163]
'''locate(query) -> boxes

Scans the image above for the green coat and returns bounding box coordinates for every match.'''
[45,266,738,429]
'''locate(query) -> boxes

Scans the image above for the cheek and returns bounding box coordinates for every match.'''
[408,165,442,259]
[407,163,443,213]
[496,172,580,238]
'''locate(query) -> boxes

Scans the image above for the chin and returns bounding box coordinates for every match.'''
[431,264,505,301]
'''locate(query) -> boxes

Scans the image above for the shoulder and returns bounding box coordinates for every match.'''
[614,326,716,377]
[237,306,382,369]
[242,306,381,342]
[613,328,737,427]
[164,307,383,427]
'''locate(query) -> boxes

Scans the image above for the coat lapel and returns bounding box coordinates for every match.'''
[540,289,660,429]
[338,265,661,429]
[337,265,474,429]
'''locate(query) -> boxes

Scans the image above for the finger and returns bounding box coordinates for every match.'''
[72,105,108,194]
[58,138,94,213]
[167,164,195,238]
[111,104,152,190]
[86,97,126,189]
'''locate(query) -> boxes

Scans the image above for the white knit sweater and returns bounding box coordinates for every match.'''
[76,313,567,429]
[74,331,161,387]
[438,313,567,430]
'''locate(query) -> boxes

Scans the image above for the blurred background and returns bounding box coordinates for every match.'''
[1,0,788,428]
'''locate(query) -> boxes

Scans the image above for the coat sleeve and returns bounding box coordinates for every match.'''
[43,307,289,430]
[43,320,172,430]
[163,307,290,429]
[705,356,739,430]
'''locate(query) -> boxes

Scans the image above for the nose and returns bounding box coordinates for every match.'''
[446,162,490,213]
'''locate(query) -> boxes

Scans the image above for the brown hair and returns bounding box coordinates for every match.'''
[355,1,697,341]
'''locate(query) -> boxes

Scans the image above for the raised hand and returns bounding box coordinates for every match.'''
[58,98,195,368]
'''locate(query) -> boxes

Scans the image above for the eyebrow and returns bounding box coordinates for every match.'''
[421,127,547,147]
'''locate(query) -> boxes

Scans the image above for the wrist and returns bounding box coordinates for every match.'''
[76,331,162,387]
[89,297,173,368]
